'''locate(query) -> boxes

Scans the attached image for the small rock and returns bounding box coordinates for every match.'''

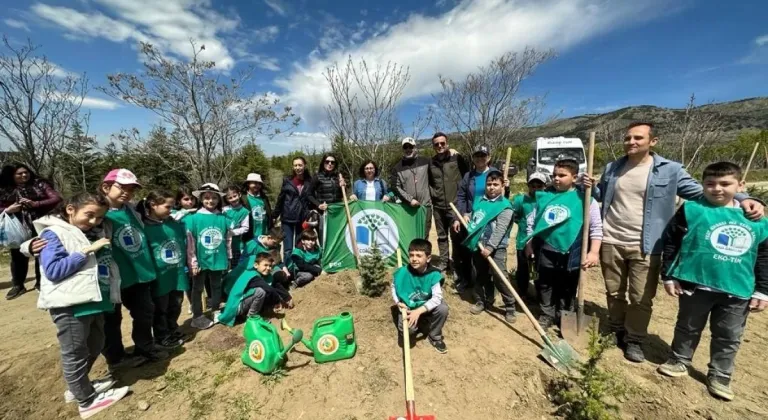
[50,395,57,402]
[155,382,167,392]
[357,366,365,372]
[137,400,150,411]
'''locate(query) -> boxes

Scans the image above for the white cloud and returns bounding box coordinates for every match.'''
[253,25,280,43]
[31,0,241,70]
[756,34,768,47]
[81,96,121,110]
[264,0,288,16]
[276,0,676,127]
[262,131,330,156]
[3,18,30,32]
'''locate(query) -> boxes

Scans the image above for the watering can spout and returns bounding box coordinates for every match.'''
[281,319,313,351]
[279,328,303,359]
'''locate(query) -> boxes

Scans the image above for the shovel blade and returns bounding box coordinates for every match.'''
[539,338,580,374]
[560,311,596,344]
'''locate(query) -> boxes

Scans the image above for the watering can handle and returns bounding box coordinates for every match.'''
[315,319,335,328]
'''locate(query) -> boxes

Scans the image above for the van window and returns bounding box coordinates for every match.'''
[538,148,585,164]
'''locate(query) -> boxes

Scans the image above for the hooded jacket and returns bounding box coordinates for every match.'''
[390,155,432,205]
[34,215,121,310]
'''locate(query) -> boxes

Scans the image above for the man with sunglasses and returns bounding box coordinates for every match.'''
[428,132,470,276]
[390,137,433,239]
[582,122,765,363]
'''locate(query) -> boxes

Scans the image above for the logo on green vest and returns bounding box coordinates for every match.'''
[709,224,753,257]
[116,226,143,253]
[158,240,183,264]
[467,210,486,230]
[346,210,398,256]
[97,255,111,285]
[251,206,265,222]
[200,228,223,250]
[543,205,569,226]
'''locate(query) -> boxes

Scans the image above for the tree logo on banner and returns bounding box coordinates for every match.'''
[346,210,398,257]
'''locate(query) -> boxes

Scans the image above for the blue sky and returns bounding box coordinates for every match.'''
[1,0,767,156]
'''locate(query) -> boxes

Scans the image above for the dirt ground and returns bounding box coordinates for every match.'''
[3,227,768,420]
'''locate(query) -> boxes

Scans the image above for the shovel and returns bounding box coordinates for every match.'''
[561,132,597,344]
[389,306,436,420]
[449,203,578,373]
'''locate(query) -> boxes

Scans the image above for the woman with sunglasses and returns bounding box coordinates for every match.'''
[307,153,346,242]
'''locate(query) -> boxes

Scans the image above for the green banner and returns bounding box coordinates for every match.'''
[322,202,426,273]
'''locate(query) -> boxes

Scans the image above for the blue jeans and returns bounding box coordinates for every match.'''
[282,222,299,262]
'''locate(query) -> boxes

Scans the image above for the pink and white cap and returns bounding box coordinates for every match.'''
[103,169,142,187]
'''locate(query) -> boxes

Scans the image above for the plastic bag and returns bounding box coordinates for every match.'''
[0,212,32,249]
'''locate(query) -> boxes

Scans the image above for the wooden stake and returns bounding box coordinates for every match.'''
[504,147,512,198]
[743,142,760,183]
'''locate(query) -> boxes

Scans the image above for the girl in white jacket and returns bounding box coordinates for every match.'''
[36,193,129,419]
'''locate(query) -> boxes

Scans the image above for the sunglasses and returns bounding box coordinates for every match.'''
[403,145,414,150]
[325,160,336,164]
[433,142,446,147]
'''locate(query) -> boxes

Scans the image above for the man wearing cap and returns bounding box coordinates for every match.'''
[452,145,508,291]
[583,122,765,363]
[428,132,470,275]
[391,137,433,238]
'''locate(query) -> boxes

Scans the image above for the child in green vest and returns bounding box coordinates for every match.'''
[511,172,547,298]
[137,191,188,350]
[524,159,602,331]
[223,184,250,268]
[173,187,197,313]
[658,162,768,401]
[243,173,273,242]
[392,238,449,354]
[289,229,322,287]
[463,170,518,323]
[219,252,293,326]
[36,193,130,418]
[99,169,167,367]
[186,183,233,330]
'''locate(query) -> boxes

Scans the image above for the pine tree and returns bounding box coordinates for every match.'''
[62,119,102,193]
[358,244,388,297]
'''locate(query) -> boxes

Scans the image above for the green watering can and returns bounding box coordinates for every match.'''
[281,312,357,363]
[242,316,303,374]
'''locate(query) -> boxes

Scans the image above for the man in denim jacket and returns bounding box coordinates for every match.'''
[584,122,764,363]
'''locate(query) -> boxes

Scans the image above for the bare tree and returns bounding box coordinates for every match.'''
[433,47,555,155]
[668,94,725,171]
[324,56,409,175]
[100,41,299,185]
[0,37,86,178]
[596,118,625,160]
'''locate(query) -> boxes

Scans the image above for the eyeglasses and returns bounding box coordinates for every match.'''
[365,167,375,171]
[113,183,138,193]
[325,160,336,165]
[433,142,446,147]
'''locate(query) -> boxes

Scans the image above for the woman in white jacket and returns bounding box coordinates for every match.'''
[35,193,129,419]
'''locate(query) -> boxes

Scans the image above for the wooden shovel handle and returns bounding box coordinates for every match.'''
[577,133,596,310]
[400,306,415,401]
[449,203,548,337]
[340,174,361,267]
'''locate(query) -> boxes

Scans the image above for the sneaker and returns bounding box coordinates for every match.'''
[65,378,117,403]
[707,376,734,401]
[657,359,688,377]
[170,330,188,342]
[624,342,645,363]
[141,349,170,363]
[5,286,26,300]
[428,337,448,354]
[538,315,554,330]
[156,336,183,351]
[212,310,222,324]
[504,312,517,324]
[191,315,213,330]
[469,302,486,315]
[78,386,130,419]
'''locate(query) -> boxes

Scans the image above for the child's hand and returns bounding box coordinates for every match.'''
[397,302,408,311]
[480,247,491,258]
[407,307,425,328]
[750,298,768,312]
[582,252,599,269]
[284,299,295,310]
[85,238,111,254]
[452,220,461,233]
[664,281,682,297]
[192,267,201,276]
[349,194,358,201]
[581,175,595,188]
[282,267,291,277]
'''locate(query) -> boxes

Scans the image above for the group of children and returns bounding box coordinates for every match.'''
[32,169,323,418]
[392,157,766,402]
[26,155,768,417]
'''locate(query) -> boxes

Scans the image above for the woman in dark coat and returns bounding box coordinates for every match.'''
[274,157,313,262]
[0,163,62,299]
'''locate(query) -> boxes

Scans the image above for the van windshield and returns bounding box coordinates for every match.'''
[538,148,585,164]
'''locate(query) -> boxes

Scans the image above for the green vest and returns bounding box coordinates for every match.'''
[288,246,321,271]
[462,195,513,250]
[106,207,156,288]
[667,200,768,299]
[145,220,189,297]
[222,239,271,297]
[247,195,267,237]
[512,193,537,250]
[225,205,250,252]
[393,266,442,309]
[220,267,273,327]
[525,189,584,254]
[72,247,115,317]
[187,212,230,271]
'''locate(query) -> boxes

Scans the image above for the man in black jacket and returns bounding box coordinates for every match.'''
[391,137,433,239]
[429,132,469,276]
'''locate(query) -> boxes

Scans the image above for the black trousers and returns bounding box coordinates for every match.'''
[537,266,579,321]
[432,207,471,278]
[10,247,40,288]
[152,290,184,341]
[102,282,156,363]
